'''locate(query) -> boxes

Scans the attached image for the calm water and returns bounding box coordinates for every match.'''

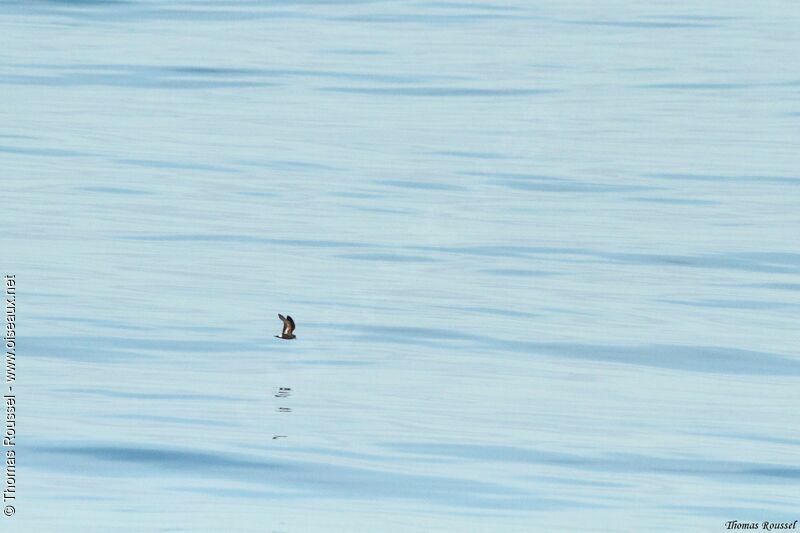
[2,1,799,531]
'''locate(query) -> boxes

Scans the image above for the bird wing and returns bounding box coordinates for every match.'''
[278,314,295,336]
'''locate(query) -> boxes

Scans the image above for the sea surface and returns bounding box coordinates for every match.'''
[2,1,799,531]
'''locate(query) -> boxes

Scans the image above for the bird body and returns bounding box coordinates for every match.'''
[276,314,296,339]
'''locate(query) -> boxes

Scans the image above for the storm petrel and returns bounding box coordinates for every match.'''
[276,314,296,339]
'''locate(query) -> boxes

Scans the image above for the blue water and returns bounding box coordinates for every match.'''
[2,1,799,531]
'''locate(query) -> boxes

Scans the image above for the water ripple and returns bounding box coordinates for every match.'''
[32,444,575,510]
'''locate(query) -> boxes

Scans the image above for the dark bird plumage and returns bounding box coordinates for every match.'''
[276,314,296,339]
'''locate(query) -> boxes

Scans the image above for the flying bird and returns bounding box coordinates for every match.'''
[276,314,296,339]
